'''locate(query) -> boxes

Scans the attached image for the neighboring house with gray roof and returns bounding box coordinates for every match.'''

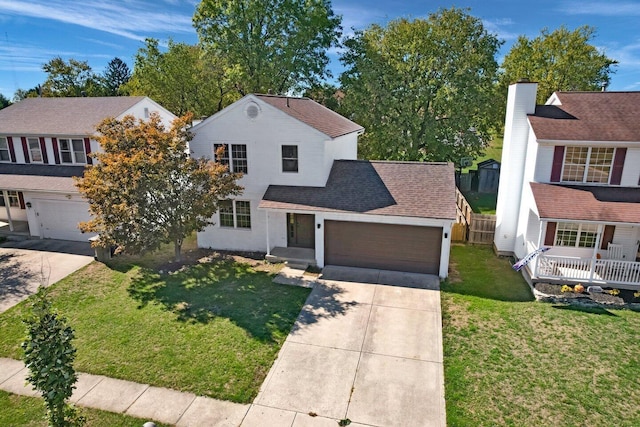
[0,96,175,241]
[495,82,640,288]
[190,94,456,277]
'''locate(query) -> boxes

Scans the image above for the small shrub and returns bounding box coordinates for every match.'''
[561,285,573,293]
[634,291,640,300]
[574,284,585,293]
[608,288,620,296]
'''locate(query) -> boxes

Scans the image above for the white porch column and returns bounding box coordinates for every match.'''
[588,224,604,282]
[2,191,13,232]
[265,210,270,255]
[534,220,546,278]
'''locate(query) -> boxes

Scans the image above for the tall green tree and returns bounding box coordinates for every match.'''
[340,8,501,163]
[22,289,84,427]
[102,57,131,96]
[0,93,10,109]
[193,0,342,95]
[41,57,102,97]
[125,38,237,116]
[500,25,618,104]
[75,113,243,261]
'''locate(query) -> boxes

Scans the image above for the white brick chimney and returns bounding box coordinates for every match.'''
[494,80,538,255]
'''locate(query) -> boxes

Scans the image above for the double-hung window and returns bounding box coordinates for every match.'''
[0,190,21,208]
[28,138,42,162]
[214,143,248,173]
[0,137,10,161]
[555,222,599,248]
[282,145,298,172]
[219,200,251,229]
[59,138,87,164]
[562,147,615,184]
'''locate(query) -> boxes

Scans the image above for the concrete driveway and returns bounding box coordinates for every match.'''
[248,265,446,427]
[0,239,94,313]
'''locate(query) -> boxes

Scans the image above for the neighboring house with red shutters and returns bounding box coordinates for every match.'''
[0,96,175,241]
[495,81,640,288]
[190,94,456,277]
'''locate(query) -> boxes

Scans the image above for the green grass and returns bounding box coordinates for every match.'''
[0,243,310,403]
[459,191,497,214]
[442,245,640,426]
[463,136,503,173]
[0,390,171,427]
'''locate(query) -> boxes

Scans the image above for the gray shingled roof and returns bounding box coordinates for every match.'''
[255,94,363,139]
[531,182,640,223]
[529,92,640,142]
[0,96,147,136]
[0,163,85,192]
[260,160,456,220]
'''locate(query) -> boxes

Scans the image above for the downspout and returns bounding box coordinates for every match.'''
[2,191,13,232]
[588,224,604,283]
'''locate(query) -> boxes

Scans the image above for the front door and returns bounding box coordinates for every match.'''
[287,213,315,248]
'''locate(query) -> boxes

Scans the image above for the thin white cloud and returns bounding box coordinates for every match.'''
[0,43,110,72]
[559,1,640,16]
[0,0,194,42]
[482,18,519,41]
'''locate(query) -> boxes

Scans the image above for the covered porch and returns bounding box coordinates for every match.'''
[527,183,640,288]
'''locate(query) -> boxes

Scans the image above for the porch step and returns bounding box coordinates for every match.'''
[265,246,316,269]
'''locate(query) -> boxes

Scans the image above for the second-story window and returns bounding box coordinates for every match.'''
[59,139,87,164]
[0,137,10,161]
[214,143,247,174]
[282,145,298,172]
[562,147,614,184]
[28,138,43,162]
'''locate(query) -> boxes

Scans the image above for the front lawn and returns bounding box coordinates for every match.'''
[442,245,640,426]
[0,390,171,427]
[0,247,310,403]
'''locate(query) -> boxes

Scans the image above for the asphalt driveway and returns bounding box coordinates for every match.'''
[247,265,446,427]
[0,239,94,313]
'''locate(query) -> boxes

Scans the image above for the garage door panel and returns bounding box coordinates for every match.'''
[325,221,441,275]
[36,200,94,242]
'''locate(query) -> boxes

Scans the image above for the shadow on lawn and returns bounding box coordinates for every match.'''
[127,261,311,342]
[0,252,39,304]
[552,304,618,316]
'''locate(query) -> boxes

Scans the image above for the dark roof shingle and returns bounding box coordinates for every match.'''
[0,163,85,192]
[255,94,363,139]
[0,96,147,136]
[530,182,640,223]
[528,91,640,142]
[260,160,456,220]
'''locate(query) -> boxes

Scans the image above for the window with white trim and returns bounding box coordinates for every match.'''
[0,190,21,208]
[219,200,251,229]
[58,138,87,164]
[213,143,247,174]
[562,147,614,184]
[0,137,10,161]
[555,223,599,248]
[282,145,298,172]
[28,138,42,162]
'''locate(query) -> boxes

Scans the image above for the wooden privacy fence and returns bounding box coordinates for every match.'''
[453,187,496,245]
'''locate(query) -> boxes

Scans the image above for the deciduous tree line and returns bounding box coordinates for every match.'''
[12,1,617,164]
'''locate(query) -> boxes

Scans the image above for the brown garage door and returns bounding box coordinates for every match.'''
[324,221,442,274]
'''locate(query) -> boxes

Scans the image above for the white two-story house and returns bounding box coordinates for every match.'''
[0,96,175,241]
[190,94,456,277]
[495,81,640,288]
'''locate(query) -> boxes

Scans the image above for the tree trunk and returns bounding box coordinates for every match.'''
[174,238,183,262]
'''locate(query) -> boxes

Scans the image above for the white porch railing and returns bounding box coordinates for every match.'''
[536,255,640,287]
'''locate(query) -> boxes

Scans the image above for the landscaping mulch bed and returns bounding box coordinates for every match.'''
[533,282,640,308]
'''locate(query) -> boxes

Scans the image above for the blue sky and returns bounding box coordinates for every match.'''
[1,0,639,100]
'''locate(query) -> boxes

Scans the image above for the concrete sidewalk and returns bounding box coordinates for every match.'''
[0,357,250,426]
